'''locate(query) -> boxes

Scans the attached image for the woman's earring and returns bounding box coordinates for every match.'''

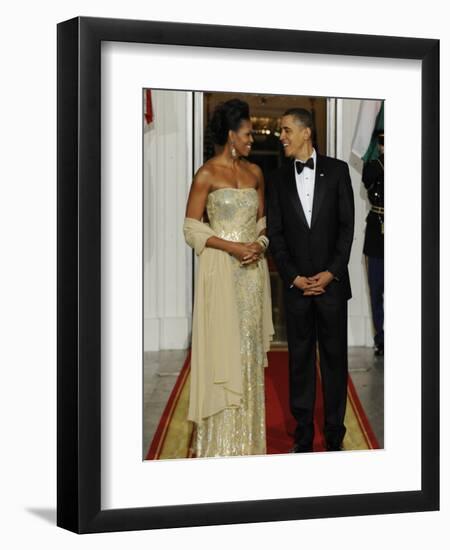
[230,142,237,159]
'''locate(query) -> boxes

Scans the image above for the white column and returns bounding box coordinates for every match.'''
[337,99,374,347]
[143,90,193,351]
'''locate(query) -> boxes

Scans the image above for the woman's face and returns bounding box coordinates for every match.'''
[229,119,254,157]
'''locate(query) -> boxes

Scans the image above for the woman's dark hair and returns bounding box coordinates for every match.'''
[208,99,250,145]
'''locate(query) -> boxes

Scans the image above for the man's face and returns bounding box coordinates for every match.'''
[279,115,311,158]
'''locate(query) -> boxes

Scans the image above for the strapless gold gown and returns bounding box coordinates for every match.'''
[193,188,267,457]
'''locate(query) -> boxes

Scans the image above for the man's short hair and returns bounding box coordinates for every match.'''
[283,108,313,130]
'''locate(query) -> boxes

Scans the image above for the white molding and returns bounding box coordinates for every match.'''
[144,318,160,351]
[335,97,344,160]
[160,317,190,350]
[143,90,193,351]
[144,316,190,351]
[193,91,204,172]
[338,98,374,347]
[326,97,336,157]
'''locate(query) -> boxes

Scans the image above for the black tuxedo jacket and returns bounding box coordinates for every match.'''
[267,155,355,301]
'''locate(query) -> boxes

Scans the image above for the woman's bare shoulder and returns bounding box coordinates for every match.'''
[195,158,221,180]
[192,160,213,186]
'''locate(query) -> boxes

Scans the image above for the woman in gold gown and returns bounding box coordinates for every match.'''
[183,99,274,458]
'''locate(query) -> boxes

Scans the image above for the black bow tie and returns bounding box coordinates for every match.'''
[295,158,314,174]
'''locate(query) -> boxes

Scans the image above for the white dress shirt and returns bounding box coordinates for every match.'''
[294,148,317,227]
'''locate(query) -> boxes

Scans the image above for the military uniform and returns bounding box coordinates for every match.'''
[362,153,384,354]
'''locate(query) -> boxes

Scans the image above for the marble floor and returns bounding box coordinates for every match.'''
[143,346,384,458]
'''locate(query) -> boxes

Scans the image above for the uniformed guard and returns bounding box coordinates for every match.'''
[362,131,384,356]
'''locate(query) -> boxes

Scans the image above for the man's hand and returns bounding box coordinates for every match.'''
[303,271,334,295]
[292,275,324,295]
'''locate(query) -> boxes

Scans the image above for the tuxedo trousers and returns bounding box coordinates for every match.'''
[284,292,348,448]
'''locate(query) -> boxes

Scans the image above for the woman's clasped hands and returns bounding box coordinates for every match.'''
[229,241,264,266]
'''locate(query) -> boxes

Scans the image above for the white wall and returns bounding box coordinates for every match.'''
[143,90,193,350]
[144,95,375,349]
[339,99,375,347]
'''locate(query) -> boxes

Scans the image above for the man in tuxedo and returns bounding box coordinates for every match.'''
[267,108,354,452]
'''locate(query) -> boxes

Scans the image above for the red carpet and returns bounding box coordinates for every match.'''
[146,349,380,459]
[265,349,380,453]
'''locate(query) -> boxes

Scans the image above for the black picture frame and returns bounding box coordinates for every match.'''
[57,16,439,533]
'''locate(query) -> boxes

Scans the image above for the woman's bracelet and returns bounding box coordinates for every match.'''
[256,235,269,251]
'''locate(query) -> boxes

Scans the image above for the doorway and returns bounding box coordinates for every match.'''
[199,92,328,344]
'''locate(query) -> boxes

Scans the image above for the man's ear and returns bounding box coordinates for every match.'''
[305,127,312,140]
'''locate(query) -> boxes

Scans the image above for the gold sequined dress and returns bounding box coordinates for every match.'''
[193,188,268,458]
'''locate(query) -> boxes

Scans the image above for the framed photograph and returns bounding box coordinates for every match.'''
[57,16,439,533]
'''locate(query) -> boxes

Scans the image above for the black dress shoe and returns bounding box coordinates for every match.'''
[289,444,313,453]
[374,344,384,356]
